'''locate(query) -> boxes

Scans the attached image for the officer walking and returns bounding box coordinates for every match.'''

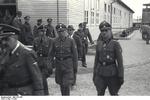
[33,19,44,38]
[74,23,88,67]
[0,24,44,95]
[93,21,124,96]
[52,23,78,95]
[22,16,34,45]
[82,22,94,67]
[45,18,57,38]
[12,11,24,43]
[67,25,82,88]
[33,27,53,95]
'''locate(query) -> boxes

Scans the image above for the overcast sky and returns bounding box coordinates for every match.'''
[122,0,150,19]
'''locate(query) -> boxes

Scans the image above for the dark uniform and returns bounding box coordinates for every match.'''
[33,19,44,38]
[0,24,44,95]
[22,16,34,45]
[83,22,94,53]
[75,23,88,67]
[12,11,24,43]
[52,23,78,95]
[33,29,53,95]
[93,21,124,96]
[45,18,56,38]
[67,25,82,86]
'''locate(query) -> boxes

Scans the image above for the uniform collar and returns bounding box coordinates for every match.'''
[11,41,20,54]
[58,36,66,42]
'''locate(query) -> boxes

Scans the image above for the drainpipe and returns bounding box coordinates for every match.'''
[57,0,59,24]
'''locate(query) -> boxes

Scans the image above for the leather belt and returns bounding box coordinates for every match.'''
[37,53,48,57]
[99,62,115,66]
[56,57,71,61]
[6,80,32,88]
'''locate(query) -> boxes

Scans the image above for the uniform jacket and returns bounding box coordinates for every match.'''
[83,28,93,44]
[93,39,124,78]
[45,24,57,38]
[0,42,44,95]
[33,25,44,38]
[22,22,34,45]
[33,35,53,76]
[12,16,22,29]
[69,33,83,60]
[52,37,78,86]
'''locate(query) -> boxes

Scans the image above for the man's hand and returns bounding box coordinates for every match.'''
[119,77,124,85]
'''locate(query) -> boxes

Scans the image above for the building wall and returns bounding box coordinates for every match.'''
[67,0,84,30]
[17,0,133,40]
[18,0,67,28]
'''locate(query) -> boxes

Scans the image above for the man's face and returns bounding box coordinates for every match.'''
[0,37,10,48]
[100,28,112,41]
[57,30,66,38]
[25,18,30,23]
[79,26,83,31]
[37,21,42,25]
[48,21,52,25]
[67,29,74,36]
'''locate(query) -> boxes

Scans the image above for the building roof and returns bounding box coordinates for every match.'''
[143,3,150,6]
[117,0,134,13]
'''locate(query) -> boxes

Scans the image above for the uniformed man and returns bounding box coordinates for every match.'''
[22,16,34,45]
[52,23,78,95]
[0,24,44,95]
[74,23,88,67]
[67,25,82,88]
[33,27,53,95]
[45,18,57,38]
[93,21,124,96]
[12,11,23,43]
[33,19,44,38]
[82,22,94,52]
[12,11,22,29]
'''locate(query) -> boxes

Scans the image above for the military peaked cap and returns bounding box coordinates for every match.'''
[99,21,111,30]
[56,23,66,32]
[67,25,75,31]
[0,24,20,38]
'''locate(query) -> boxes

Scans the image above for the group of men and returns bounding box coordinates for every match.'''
[0,10,124,96]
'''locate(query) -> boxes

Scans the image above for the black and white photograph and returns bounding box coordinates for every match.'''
[0,0,150,96]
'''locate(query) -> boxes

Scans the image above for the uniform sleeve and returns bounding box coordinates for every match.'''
[26,51,44,95]
[93,44,99,74]
[33,26,37,37]
[115,42,124,78]
[87,28,94,43]
[73,35,83,60]
[71,39,78,73]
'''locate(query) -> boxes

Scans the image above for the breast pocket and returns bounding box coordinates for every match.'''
[105,49,115,62]
[63,45,71,54]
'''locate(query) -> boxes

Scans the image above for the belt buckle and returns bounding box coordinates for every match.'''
[60,58,63,61]
[103,62,106,66]
[40,54,43,57]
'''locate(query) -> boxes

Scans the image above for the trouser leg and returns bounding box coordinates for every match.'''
[42,74,49,95]
[95,76,107,96]
[107,77,119,96]
[60,85,70,96]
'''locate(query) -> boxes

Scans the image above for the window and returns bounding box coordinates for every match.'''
[96,13,99,24]
[0,0,16,3]
[91,11,94,24]
[84,11,89,23]
[114,7,116,14]
[84,0,89,10]
[91,0,94,10]
[104,3,107,12]
[120,10,122,16]
[96,0,100,10]
[108,5,110,13]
